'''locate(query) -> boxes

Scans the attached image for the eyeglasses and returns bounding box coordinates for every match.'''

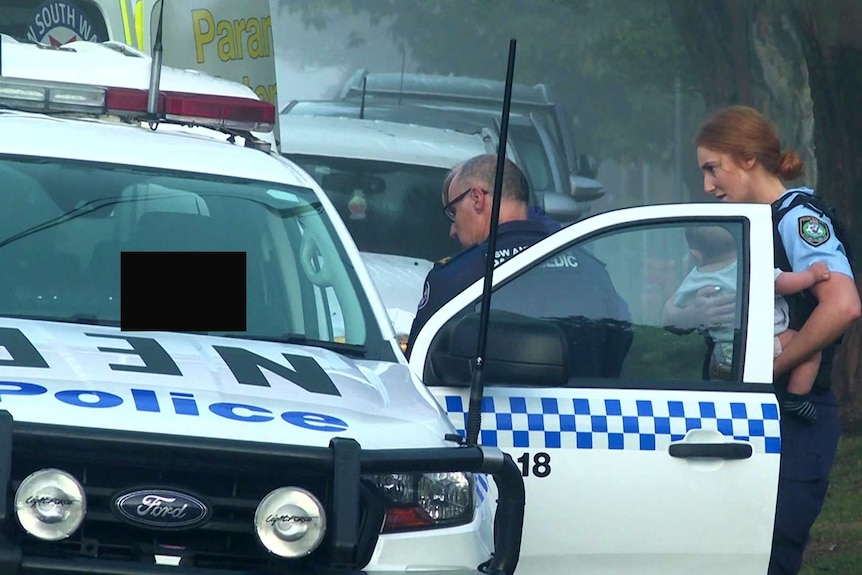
[443,187,487,222]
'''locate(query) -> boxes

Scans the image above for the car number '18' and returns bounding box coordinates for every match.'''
[517,452,551,478]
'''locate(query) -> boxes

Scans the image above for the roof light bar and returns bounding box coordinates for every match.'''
[162,91,276,133]
[106,87,275,132]
[0,77,275,133]
[105,87,163,116]
[0,77,106,113]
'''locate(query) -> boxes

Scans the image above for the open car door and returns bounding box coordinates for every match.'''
[409,203,780,575]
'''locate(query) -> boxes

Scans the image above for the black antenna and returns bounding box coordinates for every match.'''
[146,0,166,128]
[359,76,366,119]
[464,39,517,448]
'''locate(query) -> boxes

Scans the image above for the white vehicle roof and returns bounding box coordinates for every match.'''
[0,34,276,148]
[0,35,259,100]
[4,110,304,184]
[279,114,496,168]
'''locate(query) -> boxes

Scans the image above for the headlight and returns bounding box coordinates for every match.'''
[15,468,86,541]
[368,472,474,532]
[254,487,326,558]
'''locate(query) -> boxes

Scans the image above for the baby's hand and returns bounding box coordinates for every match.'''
[809,261,831,283]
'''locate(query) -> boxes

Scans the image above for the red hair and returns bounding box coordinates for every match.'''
[697,105,804,180]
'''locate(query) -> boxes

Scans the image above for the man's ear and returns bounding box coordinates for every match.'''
[743,156,756,170]
[472,187,487,213]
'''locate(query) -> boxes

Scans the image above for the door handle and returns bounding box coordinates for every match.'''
[668,442,753,460]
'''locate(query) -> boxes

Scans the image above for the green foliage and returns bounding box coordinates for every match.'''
[800,433,862,574]
[622,324,705,380]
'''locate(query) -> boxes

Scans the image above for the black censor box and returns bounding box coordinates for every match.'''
[121,251,246,332]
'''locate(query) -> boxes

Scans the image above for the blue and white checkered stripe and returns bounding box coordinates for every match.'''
[443,395,781,454]
[475,473,489,502]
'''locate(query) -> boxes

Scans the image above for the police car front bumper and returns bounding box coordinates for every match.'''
[0,415,525,575]
[12,558,519,575]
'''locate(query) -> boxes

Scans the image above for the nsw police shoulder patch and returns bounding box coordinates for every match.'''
[418,281,430,310]
[798,216,830,247]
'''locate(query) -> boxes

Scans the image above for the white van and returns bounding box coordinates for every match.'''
[279,112,581,342]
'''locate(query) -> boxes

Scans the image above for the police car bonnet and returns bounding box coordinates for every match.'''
[0,320,446,449]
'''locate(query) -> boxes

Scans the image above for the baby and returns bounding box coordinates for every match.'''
[670,226,830,421]
[671,226,739,374]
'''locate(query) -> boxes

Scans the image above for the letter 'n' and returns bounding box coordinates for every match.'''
[0,328,49,368]
[213,346,340,396]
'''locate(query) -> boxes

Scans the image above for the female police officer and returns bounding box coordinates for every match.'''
[694,105,860,575]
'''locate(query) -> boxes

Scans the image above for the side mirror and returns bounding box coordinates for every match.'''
[542,191,583,224]
[428,311,569,387]
[569,175,605,202]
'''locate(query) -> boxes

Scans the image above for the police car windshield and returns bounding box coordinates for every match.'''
[0,156,389,359]
[289,154,461,263]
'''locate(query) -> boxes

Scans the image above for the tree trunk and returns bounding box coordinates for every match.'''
[790,0,862,422]
[667,0,757,108]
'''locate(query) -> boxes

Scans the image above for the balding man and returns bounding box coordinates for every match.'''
[406,154,632,376]
[406,154,548,353]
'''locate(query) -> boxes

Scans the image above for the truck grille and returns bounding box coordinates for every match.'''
[6,423,384,572]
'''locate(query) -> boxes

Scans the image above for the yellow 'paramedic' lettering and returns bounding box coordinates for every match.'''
[243,76,278,105]
[192,9,273,64]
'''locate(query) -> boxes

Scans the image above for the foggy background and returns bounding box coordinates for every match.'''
[269,0,712,215]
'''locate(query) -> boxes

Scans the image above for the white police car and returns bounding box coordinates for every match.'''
[0,38,525,575]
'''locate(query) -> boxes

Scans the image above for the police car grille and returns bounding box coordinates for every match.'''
[9,430,383,571]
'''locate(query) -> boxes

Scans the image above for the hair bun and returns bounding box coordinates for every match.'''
[778,150,805,180]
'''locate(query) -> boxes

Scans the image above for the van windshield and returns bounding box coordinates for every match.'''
[0,155,390,359]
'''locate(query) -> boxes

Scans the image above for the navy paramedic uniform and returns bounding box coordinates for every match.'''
[406,214,632,377]
[406,219,549,355]
[769,187,854,575]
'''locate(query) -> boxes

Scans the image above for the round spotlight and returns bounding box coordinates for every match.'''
[254,487,326,557]
[15,468,86,541]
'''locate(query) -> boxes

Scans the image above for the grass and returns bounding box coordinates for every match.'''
[800,431,862,574]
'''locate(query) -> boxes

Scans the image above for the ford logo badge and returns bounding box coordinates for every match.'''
[112,488,211,530]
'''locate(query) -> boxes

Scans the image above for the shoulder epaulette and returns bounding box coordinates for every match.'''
[433,244,474,268]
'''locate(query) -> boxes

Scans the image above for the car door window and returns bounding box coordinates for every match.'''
[492,221,744,383]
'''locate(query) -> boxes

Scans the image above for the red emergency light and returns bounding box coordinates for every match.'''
[0,76,275,133]
[106,87,275,133]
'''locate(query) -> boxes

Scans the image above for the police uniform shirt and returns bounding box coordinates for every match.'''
[406,219,549,353]
[773,188,850,486]
[776,187,854,279]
